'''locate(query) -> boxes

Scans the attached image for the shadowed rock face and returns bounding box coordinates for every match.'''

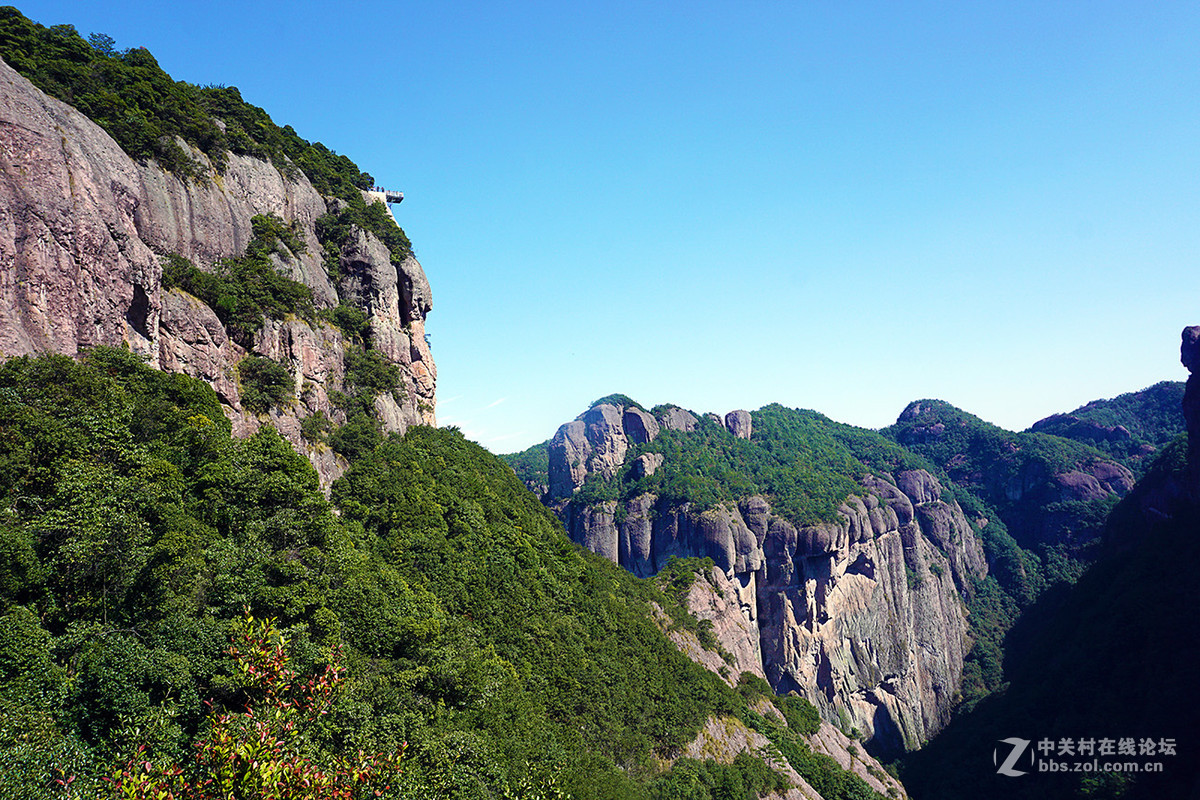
[0,56,435,486]
[1182,326,1200,496]
[545,401,987,758]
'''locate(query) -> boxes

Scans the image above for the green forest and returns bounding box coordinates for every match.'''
[1,4,1196,799]
[0,349,888,799]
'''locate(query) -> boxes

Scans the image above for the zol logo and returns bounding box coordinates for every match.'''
[994,737,1034,777]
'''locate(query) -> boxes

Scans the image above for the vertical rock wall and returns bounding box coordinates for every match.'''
[545,401,987,757]
[0,57,435,486]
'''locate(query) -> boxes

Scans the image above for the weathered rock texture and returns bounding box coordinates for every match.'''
[0,57,434,486]
[546,402,987,758]
[656,610,908,799]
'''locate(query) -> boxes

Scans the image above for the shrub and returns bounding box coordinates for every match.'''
[321,303,370,344]
[300,411,333,444]
[238,356,292,413]
[102,612,405,800]
[344,347,400,395]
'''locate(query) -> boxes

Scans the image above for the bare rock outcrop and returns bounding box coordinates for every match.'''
[546,399,986,755]
[658,405,699,432]
[682,567,766,684]
[547,402,711,498]
[551,399,986,759]
[624,406,660,444]
[725,409,752,439]
[741,469,986,757]
[546,402,641,497]
[0,56,435,486]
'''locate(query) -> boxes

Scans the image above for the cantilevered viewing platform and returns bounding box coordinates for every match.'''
[367,187,404,204]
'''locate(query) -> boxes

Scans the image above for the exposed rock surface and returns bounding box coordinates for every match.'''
[546,400,987,757]
[0,56,435,486]
[658,612,908,799]
[725,409,752,439]
[681,567,766,684]
[658,405,699,432]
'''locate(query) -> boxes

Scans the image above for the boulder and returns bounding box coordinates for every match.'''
[725,409,752,439]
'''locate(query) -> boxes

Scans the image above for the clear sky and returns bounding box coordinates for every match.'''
[16,1,1200,451]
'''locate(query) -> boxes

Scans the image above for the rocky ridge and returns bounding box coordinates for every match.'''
[890,399,1136,552]
[543,400,987,758]
[0,56,434,485]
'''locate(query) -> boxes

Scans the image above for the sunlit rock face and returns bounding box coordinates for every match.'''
[545,401,987,757]
[0,56,435,487]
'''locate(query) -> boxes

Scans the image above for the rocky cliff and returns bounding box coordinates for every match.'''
[1181,326,1200,494]
[0,56,434,485]
[543,400,987,758]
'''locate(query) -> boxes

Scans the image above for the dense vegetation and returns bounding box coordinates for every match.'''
[566,402,935,528]
[237,354,293,414]
[1028,381,1186,471]
[0,7,412,263]
[503,440,550,492]
[0,349,895,799]
[900,438,1199,799]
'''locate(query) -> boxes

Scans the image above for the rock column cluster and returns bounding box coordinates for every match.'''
[545,401,987,756]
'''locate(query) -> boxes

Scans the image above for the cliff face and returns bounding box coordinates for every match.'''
[0,57,434,485]
[545,402,987,758]
[1182,327,1200,494]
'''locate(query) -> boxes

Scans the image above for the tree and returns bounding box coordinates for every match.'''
[103,612,404,800]
[87,32,117,56]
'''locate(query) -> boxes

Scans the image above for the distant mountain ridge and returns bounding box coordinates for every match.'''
[1027,381,1185,472]
[885,398,1134,555]
[506,387,1163,761]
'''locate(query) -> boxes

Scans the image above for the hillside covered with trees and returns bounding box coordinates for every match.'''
[0,349,893,799]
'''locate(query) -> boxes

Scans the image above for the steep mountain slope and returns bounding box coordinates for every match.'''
[0,349,752,799]
[0,10,434,486]
[884,400,1133,558]
[0,349,906,800]
[899,333,1200,800]
[510,399,989,759]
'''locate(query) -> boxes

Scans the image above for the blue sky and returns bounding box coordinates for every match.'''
[18,1,1200,451]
